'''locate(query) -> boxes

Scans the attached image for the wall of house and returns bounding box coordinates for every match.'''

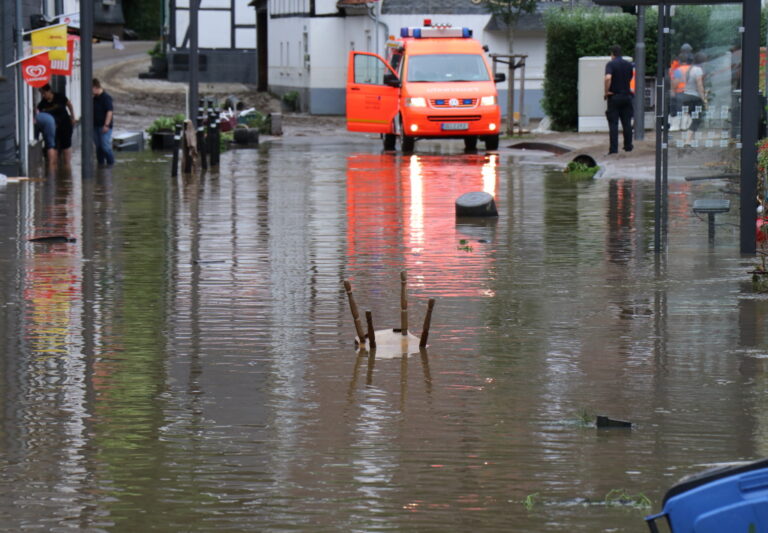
[0,0,41,176]
[0,0,18,175]
[170,0,257,83]
[268,17,311,107]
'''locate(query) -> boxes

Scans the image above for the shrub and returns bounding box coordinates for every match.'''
[148,41,165,59]
[243,111,272,133]
[146,113,186,134]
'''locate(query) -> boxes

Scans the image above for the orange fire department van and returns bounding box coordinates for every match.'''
[346,22,505,153]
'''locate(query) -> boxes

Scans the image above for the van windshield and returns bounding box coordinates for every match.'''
[406,54,490,82]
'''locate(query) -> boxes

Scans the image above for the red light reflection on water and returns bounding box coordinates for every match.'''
[345,153,500,298]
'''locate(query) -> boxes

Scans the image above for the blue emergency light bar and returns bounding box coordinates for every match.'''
[400,26,472,39]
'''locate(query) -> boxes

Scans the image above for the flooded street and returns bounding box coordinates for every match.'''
[1,136,766,532]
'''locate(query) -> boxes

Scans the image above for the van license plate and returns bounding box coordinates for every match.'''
[441,123,469,131]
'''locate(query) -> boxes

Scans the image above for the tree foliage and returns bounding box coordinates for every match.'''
[122,0,161,39]
[482,0,538,53]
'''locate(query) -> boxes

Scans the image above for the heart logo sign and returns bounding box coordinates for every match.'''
[25,65,47,78]
[21,53,51,88]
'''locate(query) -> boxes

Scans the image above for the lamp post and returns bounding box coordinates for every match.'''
[81,0,93,179]
[15,0,27,176]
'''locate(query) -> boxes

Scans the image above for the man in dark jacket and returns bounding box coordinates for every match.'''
[604,45,634,154]
[92,78,115,166]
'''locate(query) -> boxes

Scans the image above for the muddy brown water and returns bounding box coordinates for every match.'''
[0,137,766,531]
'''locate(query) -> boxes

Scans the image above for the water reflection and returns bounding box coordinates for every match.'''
[346,152,500,299]
[0,142,768,530]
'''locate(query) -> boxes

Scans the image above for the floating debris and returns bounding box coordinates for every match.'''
[343,271,436,358]
[28,235,76,243]
[596,415,633,429]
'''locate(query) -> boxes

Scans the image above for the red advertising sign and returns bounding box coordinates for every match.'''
[22,53,51,87]
[51,35,76,76]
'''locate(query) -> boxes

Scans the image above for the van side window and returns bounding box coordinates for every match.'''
[354,54,388,85]
[389,54,402,74]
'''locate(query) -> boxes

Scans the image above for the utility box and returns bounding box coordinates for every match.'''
[578,56,631,132]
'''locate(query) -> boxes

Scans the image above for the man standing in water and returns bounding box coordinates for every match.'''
[604,44,634,155]
[92,78,115,167]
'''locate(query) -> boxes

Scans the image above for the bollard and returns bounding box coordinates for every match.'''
[207,110,217,166]
[210,110,221,166]
[270,112,283,136]
[197,118,207,170]
[171,122,182,177]
[400,271,408,336]
[365,310,376,349]
[419,298,436,348]
[455,191,498,217]
[344,280,367,344]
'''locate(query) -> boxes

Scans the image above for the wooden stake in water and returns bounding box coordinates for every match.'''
[344,280,366,344]
[419,298,435,348]
[365,310,376,349]
[400,271,408,336]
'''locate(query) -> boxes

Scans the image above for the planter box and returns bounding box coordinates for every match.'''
[150,56,168,77]
[233,127,259,145]
[150,131,175,150]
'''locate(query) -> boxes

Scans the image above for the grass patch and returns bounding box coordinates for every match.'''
[457,239,473,252]
[604,489,652,509]
[564,160,599,178]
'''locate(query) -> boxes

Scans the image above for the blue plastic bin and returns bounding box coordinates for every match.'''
[646,459,768,532]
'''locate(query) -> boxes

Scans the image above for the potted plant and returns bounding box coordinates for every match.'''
[147,113,185,150]
[148,41,168,77]
[281,91,299,112]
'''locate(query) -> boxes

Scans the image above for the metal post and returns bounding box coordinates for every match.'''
[741,0,760,254]
[518,57,525,135]
[661,4,670,244]
[653,2,665,253]
[15,0,27,176]
[634,5,646,141]
[507,60,515,136]
[188,0,199,128]
[81,0,94,179]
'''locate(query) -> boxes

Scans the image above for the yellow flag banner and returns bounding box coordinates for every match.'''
[31,23,68,62]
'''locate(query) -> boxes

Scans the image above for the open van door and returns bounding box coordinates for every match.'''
[346,51,400,133]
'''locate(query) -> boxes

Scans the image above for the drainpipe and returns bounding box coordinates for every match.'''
[367,1,388,57]
[15,0,27,176]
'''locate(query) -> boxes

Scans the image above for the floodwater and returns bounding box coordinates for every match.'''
[1,136,766,532]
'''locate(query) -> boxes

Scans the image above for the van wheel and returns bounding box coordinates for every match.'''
[485,135,500,151]
[464,136,478,150]
[401,136,415,153]
[383,134,396,151]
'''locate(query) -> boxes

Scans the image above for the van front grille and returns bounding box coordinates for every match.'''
[429,98,478,108]
[427,115,481,122]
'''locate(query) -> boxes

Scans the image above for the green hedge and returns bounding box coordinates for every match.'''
[542,5,768,131]
[542,7,656,131]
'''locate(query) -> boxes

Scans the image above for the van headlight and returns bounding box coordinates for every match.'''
[480,95,496,106]
[406,97,427,107]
